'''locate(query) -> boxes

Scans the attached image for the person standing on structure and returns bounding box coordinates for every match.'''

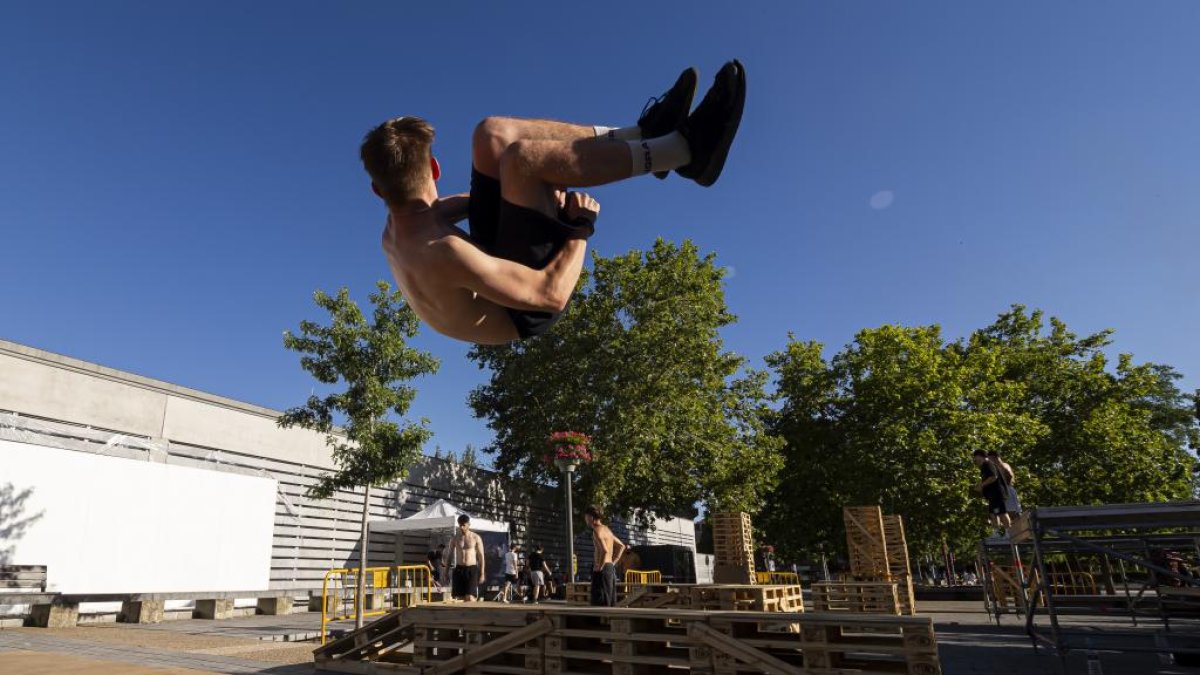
[585,506,626,607]
[972,450,1011,532]
[987,450,1022,518]
[501,543,520,603]
[448,514,485,601]
[528,544,552,604]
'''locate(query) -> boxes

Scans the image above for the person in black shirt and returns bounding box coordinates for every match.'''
[426,544,446,587]
[528,544,552,604]
[973,450,1011,531]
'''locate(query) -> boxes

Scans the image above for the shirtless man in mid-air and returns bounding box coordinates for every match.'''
[362,61,746,344]
[584,505,626,607]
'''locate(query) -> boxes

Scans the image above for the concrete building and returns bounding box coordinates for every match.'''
[0,339,694,601]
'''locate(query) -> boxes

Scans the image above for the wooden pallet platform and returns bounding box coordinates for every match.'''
[844,506,890,579]
[691,585,805,613]
[565,582,688,609]
[811,581,901,615]
[313,604,942,675]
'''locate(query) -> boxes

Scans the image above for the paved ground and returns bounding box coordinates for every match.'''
[0,602,1198,674]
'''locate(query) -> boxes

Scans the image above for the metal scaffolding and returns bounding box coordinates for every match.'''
[982,501,1200,670]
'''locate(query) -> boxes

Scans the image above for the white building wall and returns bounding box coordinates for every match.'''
[1,439,275,593]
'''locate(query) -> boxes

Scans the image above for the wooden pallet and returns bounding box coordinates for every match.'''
[811,581,901,615]
[314,603,942,674]
[566,583,803,613]
[881,516,911,579]
[714,562,756,585]
[691,584,805,613]
[712,512,756,583]
[565,582,688,609]
[844,506,890,579]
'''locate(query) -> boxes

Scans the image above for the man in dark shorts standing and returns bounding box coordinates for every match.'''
[448,514,485,601]
[584,505,626,607]
[973,450,1011,532]
[364,61,747,344]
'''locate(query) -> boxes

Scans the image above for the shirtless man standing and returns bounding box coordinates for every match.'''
[362,61,746,344]
[584,505,626,607]
[448,514,486,601]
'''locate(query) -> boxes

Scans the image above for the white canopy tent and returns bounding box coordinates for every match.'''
[371,498,509,534]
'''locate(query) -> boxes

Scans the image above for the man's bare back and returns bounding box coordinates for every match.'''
[591,522,626,570]
[382,196,520,344]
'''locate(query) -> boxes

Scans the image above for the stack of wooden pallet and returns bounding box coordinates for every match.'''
[843,506,917,615]
[711,512,756,585]
[565,582,804,613]
[314,603,943,674]
[689,584,804,613]
[811,580,901,614]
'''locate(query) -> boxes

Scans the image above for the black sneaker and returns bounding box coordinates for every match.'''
[676,60,746,187]
[637,66,699,179]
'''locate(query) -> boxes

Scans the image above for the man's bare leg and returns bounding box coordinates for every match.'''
[473,117,629,178]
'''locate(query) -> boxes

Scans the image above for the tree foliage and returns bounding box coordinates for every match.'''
[469,239,783,523]
[761,305,1197,559]
[279,281,440,499]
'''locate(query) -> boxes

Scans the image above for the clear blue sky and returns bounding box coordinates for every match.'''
[3,2,1197,459]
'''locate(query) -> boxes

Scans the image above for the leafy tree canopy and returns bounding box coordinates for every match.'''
[279,282,439,499]
[761,305,1197,559]
[469,239,783,524]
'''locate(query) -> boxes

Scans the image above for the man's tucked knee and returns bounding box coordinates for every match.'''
[473,117,518,164]
[498,140,538,180]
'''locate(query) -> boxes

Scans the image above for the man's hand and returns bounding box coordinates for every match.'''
[562,191,599,227]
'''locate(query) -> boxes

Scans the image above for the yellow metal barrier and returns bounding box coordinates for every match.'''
[756,571,801,585]
[624,569,662,585]
[320,564,433,644]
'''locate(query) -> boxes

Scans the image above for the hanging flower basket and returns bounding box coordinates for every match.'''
[545,431,593,471]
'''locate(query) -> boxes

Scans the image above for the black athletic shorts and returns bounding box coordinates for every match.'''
[590,563,617,607]
[985,490,1008,516]
[468,168,594,339]
[452,565,479,599]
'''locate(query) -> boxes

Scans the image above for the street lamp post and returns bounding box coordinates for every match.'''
[554,457,581,581]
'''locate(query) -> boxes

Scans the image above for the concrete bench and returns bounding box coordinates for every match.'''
[27,589,321,627]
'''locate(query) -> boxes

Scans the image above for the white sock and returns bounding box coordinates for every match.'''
[593,125,642,141]
[627,132,691,176]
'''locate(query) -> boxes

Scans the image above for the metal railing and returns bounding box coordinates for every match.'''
[756,571,801,585]
[624,569,662,585]
[320,564,433,644]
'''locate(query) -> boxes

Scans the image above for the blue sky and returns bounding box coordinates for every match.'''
[2,2,1197,460]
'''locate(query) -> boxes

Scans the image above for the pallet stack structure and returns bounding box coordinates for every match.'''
[811,580,901,615]
[313,603,942,674]
[831,506,916,615]
[712,512,757,585]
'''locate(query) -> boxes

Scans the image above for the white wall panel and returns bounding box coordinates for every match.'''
[1,439,275,593]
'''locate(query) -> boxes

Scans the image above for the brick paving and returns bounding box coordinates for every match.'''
[2,601,1199,674]
[0,630,315,674]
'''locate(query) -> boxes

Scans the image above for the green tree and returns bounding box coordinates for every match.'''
[762,306,1197,561]
[969,306,1198,508]
[460,444,479,468]
[469,239,782,524]
[278,281,439,626]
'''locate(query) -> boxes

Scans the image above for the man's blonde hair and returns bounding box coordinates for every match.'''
[360,116,435,205]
